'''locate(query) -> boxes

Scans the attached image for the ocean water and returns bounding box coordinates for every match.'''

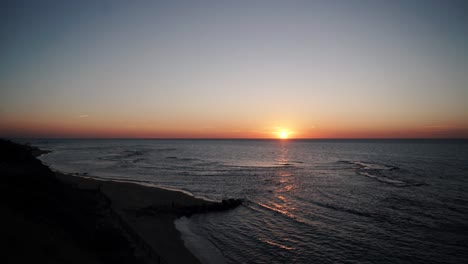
[27,139,468,264]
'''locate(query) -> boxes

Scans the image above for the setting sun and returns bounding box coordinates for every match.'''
[279,131,289,139]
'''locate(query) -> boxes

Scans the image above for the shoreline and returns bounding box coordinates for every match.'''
[1,139,240,264]
[54,170,206,264]
[51,170,219,203]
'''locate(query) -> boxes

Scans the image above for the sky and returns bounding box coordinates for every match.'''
[1,0,467,138]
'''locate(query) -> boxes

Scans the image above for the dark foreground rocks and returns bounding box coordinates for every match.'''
[138,198,243,217]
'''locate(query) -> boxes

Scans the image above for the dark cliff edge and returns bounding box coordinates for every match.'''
[0,139,141,264]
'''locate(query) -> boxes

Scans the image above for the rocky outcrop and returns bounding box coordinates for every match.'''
[137,198,243,217]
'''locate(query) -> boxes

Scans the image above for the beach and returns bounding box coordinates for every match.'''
[1,139,239,264]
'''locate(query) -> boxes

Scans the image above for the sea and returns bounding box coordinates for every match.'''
[24,139,468,264]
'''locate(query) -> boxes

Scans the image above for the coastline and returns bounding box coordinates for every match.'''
[55,171,206,264]
[1,139,239,264]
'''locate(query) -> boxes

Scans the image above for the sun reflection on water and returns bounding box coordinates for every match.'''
[258,141,299,223]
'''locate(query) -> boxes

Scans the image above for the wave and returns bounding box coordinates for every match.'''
[353,161,398,171]
[155,148,177,151]
[250,207,322,235]
[259,238,294,251]
[122,150,146,158]
[250,201,315,227]
[339,160,425,187]
[257,202,295,219]
[301,197,375,219]
[338,160,396,170]
[358,172,407,186]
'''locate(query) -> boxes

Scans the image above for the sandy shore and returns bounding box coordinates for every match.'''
[1,139,240,264]
[56,172,211,264]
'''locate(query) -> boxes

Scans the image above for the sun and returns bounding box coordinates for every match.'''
[279,131,289,139]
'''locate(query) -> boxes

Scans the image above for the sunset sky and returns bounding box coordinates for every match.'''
[1,0,467,138]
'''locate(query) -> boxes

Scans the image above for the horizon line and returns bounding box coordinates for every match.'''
[5,137,468,141]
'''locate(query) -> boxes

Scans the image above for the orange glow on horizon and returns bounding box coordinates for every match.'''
[1,116,468,139]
